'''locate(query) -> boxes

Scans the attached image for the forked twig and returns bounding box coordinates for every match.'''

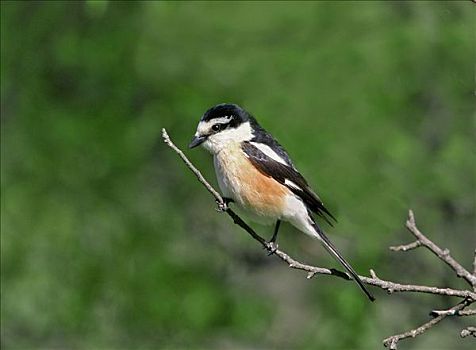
[403,211,476,288]
[383,299,472,349]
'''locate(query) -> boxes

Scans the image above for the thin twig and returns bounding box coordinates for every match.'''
[383,300,472,349]
[389,241,421,252]
[162,129,223,202]
[405,210,476,288]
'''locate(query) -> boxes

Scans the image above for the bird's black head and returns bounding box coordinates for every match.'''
[189,103,254,149]
[200,103,250,126]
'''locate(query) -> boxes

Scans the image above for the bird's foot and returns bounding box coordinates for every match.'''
[216,197,234,212]
[266,241,279,256]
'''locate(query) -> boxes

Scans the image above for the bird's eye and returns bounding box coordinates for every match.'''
[212,124,221,132]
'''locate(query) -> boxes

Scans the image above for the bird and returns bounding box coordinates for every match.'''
[189,103,375,301]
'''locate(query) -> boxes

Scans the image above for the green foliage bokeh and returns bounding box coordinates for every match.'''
[1,1,474,349]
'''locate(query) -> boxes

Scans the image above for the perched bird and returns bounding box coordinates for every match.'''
[189,103,374,301]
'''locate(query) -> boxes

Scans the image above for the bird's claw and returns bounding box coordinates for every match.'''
[216,200,228,212]
[266,241,279,256]
[216,197,234,212]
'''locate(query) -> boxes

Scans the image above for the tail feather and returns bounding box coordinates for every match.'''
[311,221,375,302]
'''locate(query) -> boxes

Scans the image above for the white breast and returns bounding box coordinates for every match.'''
[213,154,232,198]
[213,143,247,202]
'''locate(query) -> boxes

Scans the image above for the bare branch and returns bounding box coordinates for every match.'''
[384,300,472,349]
[362,271,476,300]
[162,128,476,348]
[405,210,476,288]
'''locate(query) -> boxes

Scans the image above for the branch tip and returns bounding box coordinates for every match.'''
[389,240,421,252]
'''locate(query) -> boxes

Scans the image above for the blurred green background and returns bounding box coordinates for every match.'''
[1,1,474,349]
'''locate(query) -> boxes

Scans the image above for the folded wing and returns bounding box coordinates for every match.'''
[242,141,336,225]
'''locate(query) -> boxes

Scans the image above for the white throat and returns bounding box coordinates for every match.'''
[202,121,253,154]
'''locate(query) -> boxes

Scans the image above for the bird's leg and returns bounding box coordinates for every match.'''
[270,220,281,243]
[267,220,281,255]
[217,197,234,212]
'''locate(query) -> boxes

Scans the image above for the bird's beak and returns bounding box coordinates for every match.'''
[189,135,206,148]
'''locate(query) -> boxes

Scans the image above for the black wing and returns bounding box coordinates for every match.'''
[249,118,295,167]
[242,141,337,225]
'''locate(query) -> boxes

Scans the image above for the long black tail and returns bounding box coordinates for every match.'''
[311,221,375,302]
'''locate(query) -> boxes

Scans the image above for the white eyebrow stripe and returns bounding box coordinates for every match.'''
[196,116,234,136]
[285,179,301,190]
[250,142,288,165]
[209,116,233,125]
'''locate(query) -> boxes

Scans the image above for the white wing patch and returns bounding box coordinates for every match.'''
[250,142,288,165]
[284,179,301,190]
